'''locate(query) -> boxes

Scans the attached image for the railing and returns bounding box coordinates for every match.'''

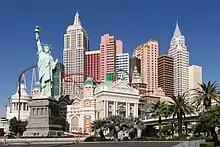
[172,139,205,147]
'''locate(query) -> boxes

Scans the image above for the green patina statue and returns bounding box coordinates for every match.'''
[34,26,58,98]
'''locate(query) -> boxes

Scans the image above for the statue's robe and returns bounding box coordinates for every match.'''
[38,51,55,97]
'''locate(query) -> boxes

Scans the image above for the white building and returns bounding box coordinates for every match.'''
[116,53,130,83]
[66,77,140,134]
[188,65,202,90]
[168,22,189,96]
[63,12,89,95]
[6,83,31,121]
[95,78,140,119]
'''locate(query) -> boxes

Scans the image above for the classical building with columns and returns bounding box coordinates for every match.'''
[66,77,140,133]
[6,83,31,121]
[95,79,140,119]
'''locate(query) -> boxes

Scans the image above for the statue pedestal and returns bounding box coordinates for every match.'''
[23,97,64,137]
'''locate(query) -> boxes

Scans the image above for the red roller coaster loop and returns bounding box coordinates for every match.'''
[56,68,101,90]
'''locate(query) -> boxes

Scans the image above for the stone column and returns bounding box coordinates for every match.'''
[134,103,138,117]
[128,103,130,117]
[113,101,116,115]
[21,103,23,111]
[106,100,109,116]
[103,100,106,117]
[133,103,136,117]
[126,102,128,118]
[115,102,118,115]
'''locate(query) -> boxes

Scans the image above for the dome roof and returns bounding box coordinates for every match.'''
[11,83,30,100]
[83,77,96,88]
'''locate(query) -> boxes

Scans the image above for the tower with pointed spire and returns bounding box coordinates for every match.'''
[63,11,89,95]
[168,21,189,96]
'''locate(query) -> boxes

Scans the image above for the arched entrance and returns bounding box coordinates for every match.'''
[71,117,79,132]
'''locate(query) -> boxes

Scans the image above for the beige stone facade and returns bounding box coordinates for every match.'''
[66,77,140,134]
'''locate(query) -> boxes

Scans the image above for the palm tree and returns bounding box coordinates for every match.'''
[91,119,106,139]
[151,101,169,139]
[198,105,220,146]
[193,81,220,145]
[193,81,220,109]
[169,93,194,137]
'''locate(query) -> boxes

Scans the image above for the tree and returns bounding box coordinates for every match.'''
[91,115,144,140]
[91,119,107,139]
[169,93,194,137]
[198,105,220,146]
[193,81,220,145]
[193,81,220,109]
[9,117,27,135]
[151,101,169,138]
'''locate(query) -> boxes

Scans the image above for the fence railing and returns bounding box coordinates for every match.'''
[172,139,205,147]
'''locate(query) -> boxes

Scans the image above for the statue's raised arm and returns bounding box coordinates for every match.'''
[34,26,43,55]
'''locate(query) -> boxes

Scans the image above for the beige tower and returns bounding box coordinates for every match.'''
[133,40,159,93]
[63,12,89,95]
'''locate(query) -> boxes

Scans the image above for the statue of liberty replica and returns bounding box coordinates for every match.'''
[35,26,58,97]
[23,26,63,137]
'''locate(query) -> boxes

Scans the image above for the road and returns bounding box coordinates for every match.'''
[0,142,179,147]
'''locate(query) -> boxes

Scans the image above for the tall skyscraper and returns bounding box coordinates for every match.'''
[53,63,65,97]
[129,56,141,76]
[131,66,147,97]
[85,50,100,82]
[133,40,159,93]
[116,40,123,54]
[188,65,202,90]
[158,54,174,97]
[63,12,89,95]
[168,22,189,96]
[116,53,129,82]
[100,34,116,81]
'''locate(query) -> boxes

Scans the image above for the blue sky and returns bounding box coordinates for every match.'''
[0,0,219,116]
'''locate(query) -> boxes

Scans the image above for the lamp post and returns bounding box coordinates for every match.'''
[17,65,36,137]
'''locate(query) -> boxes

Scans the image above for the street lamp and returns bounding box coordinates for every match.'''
[17,65,36,137]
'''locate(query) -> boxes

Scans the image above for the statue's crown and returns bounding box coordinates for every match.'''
[43,44,52,49]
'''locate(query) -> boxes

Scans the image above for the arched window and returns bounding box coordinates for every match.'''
[71,117,79,131]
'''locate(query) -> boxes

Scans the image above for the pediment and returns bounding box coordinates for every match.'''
[112,80,132,89]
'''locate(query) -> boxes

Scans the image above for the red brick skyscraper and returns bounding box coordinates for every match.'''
[85,50,101,82]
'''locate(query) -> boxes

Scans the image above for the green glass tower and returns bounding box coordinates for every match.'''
[53,63,65,96]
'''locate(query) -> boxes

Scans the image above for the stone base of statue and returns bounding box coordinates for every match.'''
[23,96,64,137]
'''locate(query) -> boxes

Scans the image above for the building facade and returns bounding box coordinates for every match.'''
[63,12,89,95]
[95,79,140,119]
[129,56,141,76]
[53,63,65,97]
[168,22,189,96]
[188,65,202,90]
[133,40,159,93]
[131,66,147,97]
[6,83,31,121]
[116,53,130,83]
[66,77,140,133]
[85,50,100,82]
[100,34,116,81]
[116,40,123,54]
[158,54,174,97]
[66,77,96,133]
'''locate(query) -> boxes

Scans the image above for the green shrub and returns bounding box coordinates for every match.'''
[200,142,214,147]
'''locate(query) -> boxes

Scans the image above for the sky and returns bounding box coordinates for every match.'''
[0,0,220,116]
